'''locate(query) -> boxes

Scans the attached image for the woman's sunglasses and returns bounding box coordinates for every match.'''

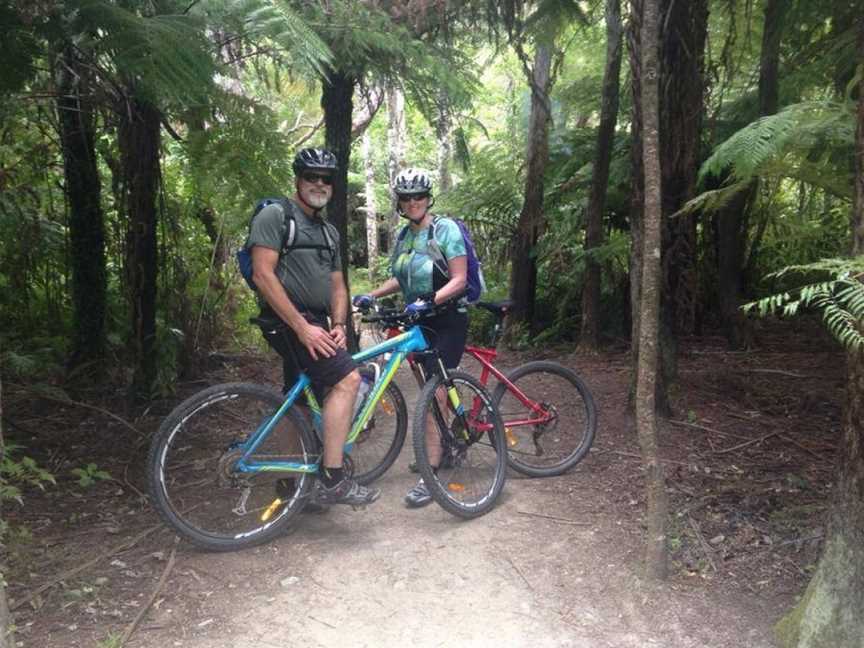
[398,193,429,202]
[300,171,334,185]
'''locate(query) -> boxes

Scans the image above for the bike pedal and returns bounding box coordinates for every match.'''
[351,503,367,512]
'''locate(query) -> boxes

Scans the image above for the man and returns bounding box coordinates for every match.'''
[247,147,379,507]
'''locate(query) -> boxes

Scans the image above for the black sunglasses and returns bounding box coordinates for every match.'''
[398,193,429,202]
[300,171,334,185]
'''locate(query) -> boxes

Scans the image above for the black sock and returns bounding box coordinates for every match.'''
[321,466,344,488]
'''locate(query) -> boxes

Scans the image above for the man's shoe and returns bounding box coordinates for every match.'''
[404,478,433,508]
[316,478,380,507]
[276,478,329,513]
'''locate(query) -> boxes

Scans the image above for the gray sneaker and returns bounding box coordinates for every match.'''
[276,478,329,514]
[316,478,381,507]
[408,453,454,474]
[404,478,433,508]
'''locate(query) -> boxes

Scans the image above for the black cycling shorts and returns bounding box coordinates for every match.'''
[259,311,357,400]
[414,308,468,378]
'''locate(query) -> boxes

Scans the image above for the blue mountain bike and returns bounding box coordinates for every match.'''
[147,306,507,551]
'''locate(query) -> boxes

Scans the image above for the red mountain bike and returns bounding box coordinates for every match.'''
[358,300,597,477]
[466,300,596,477]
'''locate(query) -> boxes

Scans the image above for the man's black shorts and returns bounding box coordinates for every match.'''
[259,311,357,399]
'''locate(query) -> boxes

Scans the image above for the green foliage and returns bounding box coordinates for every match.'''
[70,463,112,488]
[743,257,864,353]
[1,444,56,543]
[699,101,855,198]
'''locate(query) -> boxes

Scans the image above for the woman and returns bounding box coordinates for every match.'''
[353,168,469,508]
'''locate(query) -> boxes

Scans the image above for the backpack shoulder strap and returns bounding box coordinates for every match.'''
[320,220,337,256]
[276,198,297,254]
[426,216,449,276]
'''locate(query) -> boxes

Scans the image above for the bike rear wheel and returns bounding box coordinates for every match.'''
[492,361,597,477]
[147,382,317,551]
[351,380,407,485]
[412,371,507,518]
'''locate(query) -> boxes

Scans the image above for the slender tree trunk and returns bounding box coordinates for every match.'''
[323,68,355,272]
[581,0,623,349]
[386,86,406,248]
[714,0,786,349]
[119,95,161,398]
[323,68,356,347]
[509,43,552,329]
[628,0,671,416]
[776,21,864,646]
[435,88,453,193]
[362,129,379,279]
[57,47,106,369]
[628,0,645,367]
[635,0,668,582]
[0,376,12,648]
[628,0,706,415]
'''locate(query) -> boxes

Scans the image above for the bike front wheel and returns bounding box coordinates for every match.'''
[412,371,507,518]
[492,361,597,477]
[351,380,407,485]
[147,383,317,551]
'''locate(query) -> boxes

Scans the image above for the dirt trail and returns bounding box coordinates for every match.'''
[133,365,780,648]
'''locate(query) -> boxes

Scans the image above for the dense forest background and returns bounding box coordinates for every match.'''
[1,0,862,646]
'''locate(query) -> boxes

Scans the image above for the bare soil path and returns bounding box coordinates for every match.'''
[8,326,840,647]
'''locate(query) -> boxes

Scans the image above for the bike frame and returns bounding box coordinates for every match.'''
[382,320,553,430]
[464,344,554,428]
[232,324,429,475]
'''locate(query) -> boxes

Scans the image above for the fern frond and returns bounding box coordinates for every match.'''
[671,180,751,218]
[744,255,864,352]
[699,101,854,195]
[224,0,332,75]
[74,0,216,105]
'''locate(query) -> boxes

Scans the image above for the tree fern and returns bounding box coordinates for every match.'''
[72,0,216,105]
[743,256,864,352]
[222,0,332,75]
[699,101,854,194]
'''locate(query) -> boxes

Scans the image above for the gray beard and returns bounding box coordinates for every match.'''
[305,193,329,209]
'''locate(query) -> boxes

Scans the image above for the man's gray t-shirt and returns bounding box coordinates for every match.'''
[245,199,341,314]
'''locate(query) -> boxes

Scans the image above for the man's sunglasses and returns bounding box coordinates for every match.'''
[300,171,334,185]
[397,193,429,202]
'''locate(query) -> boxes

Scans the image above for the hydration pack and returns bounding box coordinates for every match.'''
[236,198,335,290]
[396,215,486,303]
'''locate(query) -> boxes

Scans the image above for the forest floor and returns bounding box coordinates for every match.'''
[4,319,844,648]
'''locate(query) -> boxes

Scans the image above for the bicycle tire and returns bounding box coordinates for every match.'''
[148,382,317,551]
[412,371,507,518]
[491,361,597,477]
[352,380,407,485]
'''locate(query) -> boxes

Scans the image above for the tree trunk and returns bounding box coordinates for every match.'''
[659,0,708,340]
[776,20,864,646]
[57,47,106,369]
[119,95,161,398]
[323,68,356,346]
[509,43,552,329]
[713,0,786,349]
[0,376,12,648]
[628,0,706,415]
[776,350,864,647]
[362,129,379,279]
[581,0,623,349]
[386,85,406,249]
[435,88,453,193]
[628,0,671,415]
[636,0,669,581]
